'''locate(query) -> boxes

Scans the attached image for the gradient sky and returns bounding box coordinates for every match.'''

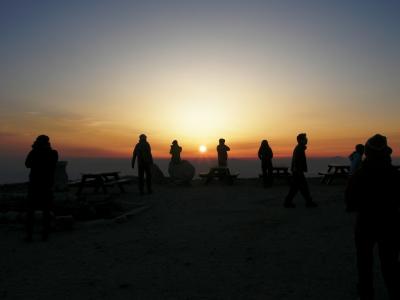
[1,0,399,158]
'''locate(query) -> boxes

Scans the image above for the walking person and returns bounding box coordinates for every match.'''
[258,139,273,187]
[25,135,58,241]
[217,138,230,167]
[284,133,317,208]
[346,134,400,300]
[132,134,153,195]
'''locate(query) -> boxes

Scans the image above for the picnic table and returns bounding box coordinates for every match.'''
[74,172,131,195]
[199,167,239,185]
[259,166,291,183]
[319,164,350,184]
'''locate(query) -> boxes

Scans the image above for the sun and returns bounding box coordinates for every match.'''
[199,145,207,153]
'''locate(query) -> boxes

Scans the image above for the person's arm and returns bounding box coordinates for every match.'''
[226,145,230,151]
[131,146,137,169]
[258,147,262,160]
[148,144,154,165]
[25,151,34,168]
[54,150,59,164]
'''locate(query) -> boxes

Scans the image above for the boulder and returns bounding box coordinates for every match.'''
[168,160,195,184]
[151,164,165,184]
[54,161,69,191]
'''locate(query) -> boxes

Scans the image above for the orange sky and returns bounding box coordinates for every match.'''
[1,1,399,159]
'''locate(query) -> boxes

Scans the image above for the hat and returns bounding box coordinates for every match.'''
[365,134,390,157]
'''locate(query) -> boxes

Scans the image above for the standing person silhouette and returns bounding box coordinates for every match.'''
[25,135,58,241]
[349,144,365,175]
[258,140,274,187]
[346,134,400,300]
[132,134,153,195]
[170,140,182,165]
[284,133,317,208]
[217,138,230,167]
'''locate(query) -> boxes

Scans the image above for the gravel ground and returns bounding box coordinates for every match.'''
[0,179,389,299]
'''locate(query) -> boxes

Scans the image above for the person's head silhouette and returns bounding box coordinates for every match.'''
[364,134,391,160]
[219,138,225,145]
[139,134,147,142]
[297,133,307,146]
[355,144,365,155]
[33,135,50,149]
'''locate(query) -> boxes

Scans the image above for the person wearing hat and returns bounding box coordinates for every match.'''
[346,134,400,300]
[217,138,230,167]
[284,133,317,208]
[132,134,153,195]
[25,135,58,241]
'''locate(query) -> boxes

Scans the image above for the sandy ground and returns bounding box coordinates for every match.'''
[0,179,389,299]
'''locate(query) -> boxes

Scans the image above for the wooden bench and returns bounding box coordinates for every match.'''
[199,167,239,185]
[103,178,133,193]
[76,172,131,195]
[319,164,350,184]
[259,166,290,184]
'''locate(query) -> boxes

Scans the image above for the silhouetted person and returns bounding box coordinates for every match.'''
[170,140,182,165]
[345,134,400,300]
[284,133,317,208]
[349,144,365,175]
[25,135,58,241]
[258,140,274,187]
[132,134,153,195]
[217,138,230,167]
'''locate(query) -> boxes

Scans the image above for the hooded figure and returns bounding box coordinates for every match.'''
[346,134,400,300]
[258,140,274,186]
[170,140,182,165]
[25,135,58,241]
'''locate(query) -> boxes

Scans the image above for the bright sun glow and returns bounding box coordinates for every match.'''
[199,145,207,153]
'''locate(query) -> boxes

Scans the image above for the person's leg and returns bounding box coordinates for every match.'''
[25,187,36,241]
[26,201,35,241]
[378,235,400,300]
[138,165,145,195]
[42,190,52,241]
[145,164,152,194]
[297,172,316,207]
[266,162,273,186]
[261,162,268,186]
[355,223,375,300]
[284,172,299,207]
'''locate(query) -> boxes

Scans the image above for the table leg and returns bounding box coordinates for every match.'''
[76,177,87,195]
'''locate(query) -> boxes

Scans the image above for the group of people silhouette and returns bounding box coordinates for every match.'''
[24,132,399,299]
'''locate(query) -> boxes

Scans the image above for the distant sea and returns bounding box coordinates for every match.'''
[2,156,399,184]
